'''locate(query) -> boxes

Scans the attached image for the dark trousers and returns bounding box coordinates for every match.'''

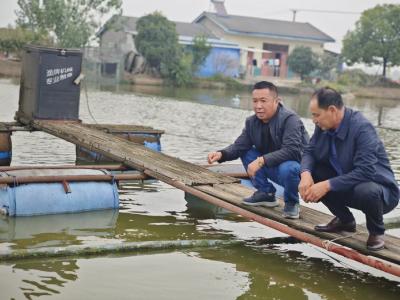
[313,164,397,235]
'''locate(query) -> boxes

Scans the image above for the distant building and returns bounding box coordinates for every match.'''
[95,15,241,80]
[193,12,335,78]
[95,2,335,81]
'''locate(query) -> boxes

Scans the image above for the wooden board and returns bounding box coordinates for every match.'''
[83,124,165,134]
[0,122,32,132]
[32,120,239,186]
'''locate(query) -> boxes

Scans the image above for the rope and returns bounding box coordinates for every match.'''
[10,175,18,216]
[83,80,98,124]
[322,232,359,251]
[309,244,355,269]
[12,175,18,187]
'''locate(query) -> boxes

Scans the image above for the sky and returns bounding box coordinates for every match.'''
[2,0,400,53]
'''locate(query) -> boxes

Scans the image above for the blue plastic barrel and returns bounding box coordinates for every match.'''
[0,133,11,166]
[0,169,119,216]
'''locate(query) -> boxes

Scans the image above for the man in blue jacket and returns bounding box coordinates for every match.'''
[299,87,399,250]
[208,81,309,219]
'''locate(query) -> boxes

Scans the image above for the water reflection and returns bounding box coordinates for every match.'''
[1,251,250,300]
[198,244,400,299]
[0,209,229,252]
[0,210,118,242]
[12,258,79,298]
[2,242,399,300]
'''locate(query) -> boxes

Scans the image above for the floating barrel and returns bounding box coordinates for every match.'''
[76,125,163,164]
[0,169,119,216]
[0,132,12,166]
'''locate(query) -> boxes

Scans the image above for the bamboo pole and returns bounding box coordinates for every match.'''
[0,164,249,178]
[0,174,145,184]
[0,239,240,261]
[0,163,249,184]
[0,164,129,171]
[143,169,400,278]
[0,172,248,185]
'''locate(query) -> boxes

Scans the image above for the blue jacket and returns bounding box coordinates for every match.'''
[301,107,399,205]
[219,103,309,167]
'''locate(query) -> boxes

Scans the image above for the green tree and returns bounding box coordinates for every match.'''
[161,53,193,86]
[190,36,211,73]
[0,27,32,55]
[342,4,400,77]
[15,0,122,48]
[315,52,339,80]
[135,13,213,86]
[136,12,196,86]
[0,27,51,56]
[135,12,181,71]
[287,46,319,80]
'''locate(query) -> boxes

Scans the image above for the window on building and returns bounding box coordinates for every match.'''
[101,63,117,77]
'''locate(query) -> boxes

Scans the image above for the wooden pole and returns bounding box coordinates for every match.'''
[145,169,400,278]
[0,239,240,261]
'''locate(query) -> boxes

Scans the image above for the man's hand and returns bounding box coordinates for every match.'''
[298,171,314,199]
[207,151,222,164]
[303,180,330,203]
[247,157,263,177]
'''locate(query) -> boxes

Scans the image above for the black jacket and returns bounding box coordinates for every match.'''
[219,103,309,167]
[301,107,399,205]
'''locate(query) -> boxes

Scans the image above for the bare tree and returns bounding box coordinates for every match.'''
[212,52,239,76]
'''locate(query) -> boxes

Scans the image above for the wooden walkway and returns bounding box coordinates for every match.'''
[0,122,33,132]
[23,120,400,266]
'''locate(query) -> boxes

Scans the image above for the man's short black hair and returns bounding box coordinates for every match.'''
[253,81,278,96]
[312,87,344,109]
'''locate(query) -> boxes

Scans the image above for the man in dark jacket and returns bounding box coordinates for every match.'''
[208,81,309,219]
[299,87,399,250]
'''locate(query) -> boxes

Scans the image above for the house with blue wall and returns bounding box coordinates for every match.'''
[97,15,241,79]
[179,36,240,77]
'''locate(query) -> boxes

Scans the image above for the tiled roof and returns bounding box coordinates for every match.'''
[194,12,335,43]
[104,15,217,39]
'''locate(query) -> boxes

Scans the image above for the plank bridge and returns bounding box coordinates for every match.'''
[13,119,400,276]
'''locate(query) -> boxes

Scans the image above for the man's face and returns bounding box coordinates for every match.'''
[252,88,279,122]
[309,97,336,130]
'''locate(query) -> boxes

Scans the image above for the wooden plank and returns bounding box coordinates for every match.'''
[82,123,165,134]
[196,183,400,264]
[70,123,239,185]
[0,122,33,132]
[32,120,239,186]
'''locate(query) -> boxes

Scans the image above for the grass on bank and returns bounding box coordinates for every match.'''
[296,69,400,99]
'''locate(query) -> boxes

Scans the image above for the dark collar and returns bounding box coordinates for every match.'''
[335,107,351,140]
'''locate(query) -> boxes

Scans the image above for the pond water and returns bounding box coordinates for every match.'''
[0,79,399,299]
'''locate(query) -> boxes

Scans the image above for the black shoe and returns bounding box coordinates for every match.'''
[367,234,385,251]
[243,191,278,207]
[315,217,356,233]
